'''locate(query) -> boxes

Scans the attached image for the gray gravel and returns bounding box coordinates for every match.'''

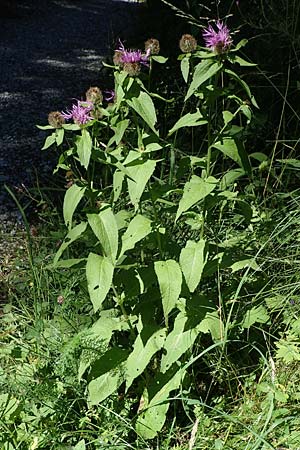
[0,0,145,221]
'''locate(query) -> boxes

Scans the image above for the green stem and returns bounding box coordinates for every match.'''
[148,181,163,258]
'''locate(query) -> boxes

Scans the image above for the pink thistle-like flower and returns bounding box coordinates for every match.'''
[202,21,232,54]
[116,40,150,66]
[61,100,94,125]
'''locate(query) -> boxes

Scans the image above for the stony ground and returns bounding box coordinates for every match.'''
[0,0,145,220]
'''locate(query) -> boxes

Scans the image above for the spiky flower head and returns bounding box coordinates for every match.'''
[123,62,141,77]
[86,86,103,105]
[145,38,160,55]
[179,34,197,53]
[202,21,232,54]
[61,100,93,125]
[48,111,65,128]
[115,40,150,67]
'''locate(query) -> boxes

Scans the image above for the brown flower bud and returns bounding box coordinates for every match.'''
[48,111,65,128]
[179,34,197,53]
[86,86,103,105]
[145,38,160,55]
[123,62,141,77]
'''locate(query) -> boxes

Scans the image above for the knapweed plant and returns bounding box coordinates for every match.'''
[39,25,268,439]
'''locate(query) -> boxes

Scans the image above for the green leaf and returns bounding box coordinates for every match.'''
[63,183,86,229]
[86,253,114,312]
[74,440,86,450]
[54,222,87,265]
[229,54,257,66]
[126,159,156,211]
[79,312,128,380]
[212,138,251,174]
[176,175,218,221]
[180,56,190,82]
[42,132,56,150]
[161,310,198,373]
[154,260,182,326]
[88,348,128,405]
[55,128,64,146]
[127,91,157,133]
[230,258,260,273]
[225,68,258,108]
[109,119,130,146]
[168,110,207,135]
[119,214,152,259]
[220,168,245,190]
[222,110,234,125]
[136,367,183,439]
[125,317,166,390]
[0,394,20,420]
[151,55,168,64]
[76,129,92,169]
[186,60,221,100]
[113,170,125,203]
[180,239,207,293]
[241,305,270,329]
[87,207,118,262]
[276,339,300,363]
[198,310,224,342]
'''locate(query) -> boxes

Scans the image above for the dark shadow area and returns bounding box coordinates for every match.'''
[0,0,145,216]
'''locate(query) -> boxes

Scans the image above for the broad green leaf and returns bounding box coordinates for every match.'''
[151,55,168,64]
[127,91,157,133]
[225,68,258,108]
[55,128,64,146]
[180,239,207,293]
[41,132,56,150]
[76,129,92,169]
[198,310,224,342]
[168,110,207,135]
[212,138,251,174]
[87,207,118,262]
[230,258,260,273]
[79,312,129,380]
[136,367,183,439]
[108,119,129,146]
[222,110,234,125]
[154,260,182,326]
[241,305,270,329]
[180,56,190,82]
[63,183,86,229]
[126,159,156,210]
[86,253,114,312]
[125,317,166,390]
[88,348,128,405]
[176,175,218,221]
[54,222,87,265]
[229,55,257,66]
[119,214,152,259]
[161,311,198,373]
[52,258,86,268]
[74,440,86,450]
[113,170,125,202]
[220,168,245,190]
[186,60,221,100]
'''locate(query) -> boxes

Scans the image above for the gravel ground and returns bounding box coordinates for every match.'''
[0,0,145,223]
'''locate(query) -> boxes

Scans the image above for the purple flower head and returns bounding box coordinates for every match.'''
[116,40,150,66]
[202,21,232,54]
[61,100,93,125]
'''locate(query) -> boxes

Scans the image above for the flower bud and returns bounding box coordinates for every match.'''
[48,111,65,128]
[113,50,123,66]
[179,34,197,53]
[123,62,141,77]
[145,38,160,55]
[86,86,103,105]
